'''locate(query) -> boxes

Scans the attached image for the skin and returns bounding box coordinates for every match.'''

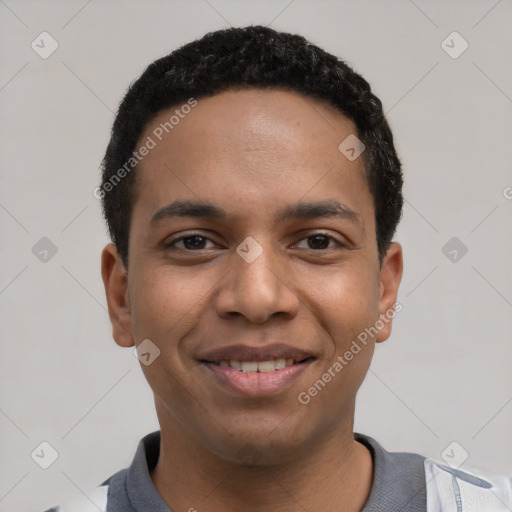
[101,88,403,512]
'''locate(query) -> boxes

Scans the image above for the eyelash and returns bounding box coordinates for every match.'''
[164,232,343,251]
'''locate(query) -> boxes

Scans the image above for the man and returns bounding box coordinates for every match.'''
[46,25,511,512]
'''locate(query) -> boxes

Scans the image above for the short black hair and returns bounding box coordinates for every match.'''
[100,25,403,268]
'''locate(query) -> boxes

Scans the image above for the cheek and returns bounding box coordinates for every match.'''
[129,265,217,343]
[296,268,379,425]
[128,266,218,404]
[303,263,381,347]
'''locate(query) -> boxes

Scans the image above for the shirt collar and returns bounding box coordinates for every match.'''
[117,430,426,511]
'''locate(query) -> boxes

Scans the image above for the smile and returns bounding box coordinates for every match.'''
[214,358,295,373]
[199,345,316,397]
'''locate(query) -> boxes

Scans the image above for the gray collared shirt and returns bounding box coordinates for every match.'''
[45,430,512,511]
[95,430,427,511]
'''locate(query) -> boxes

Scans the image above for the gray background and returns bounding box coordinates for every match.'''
[1,0,511,510]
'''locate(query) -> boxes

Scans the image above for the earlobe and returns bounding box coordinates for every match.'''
[101,243,134,347]
[376,242,403,343]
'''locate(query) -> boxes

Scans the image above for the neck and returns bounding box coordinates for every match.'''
[150,404,373,512]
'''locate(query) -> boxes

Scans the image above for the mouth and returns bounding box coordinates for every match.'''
[205,357,313,373]
[198,344,316,396]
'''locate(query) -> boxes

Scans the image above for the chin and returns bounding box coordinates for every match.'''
[204,417,320,467]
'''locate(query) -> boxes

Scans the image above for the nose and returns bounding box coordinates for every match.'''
[214,240,300,324]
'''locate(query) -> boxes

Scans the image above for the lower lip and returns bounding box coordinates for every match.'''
[202,361,313,397]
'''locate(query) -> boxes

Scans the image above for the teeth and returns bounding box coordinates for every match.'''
[224,359,296,373]
[257,360,275,373]
[229,361,242,370]
[241,362,258,373]
[274,359,286,370]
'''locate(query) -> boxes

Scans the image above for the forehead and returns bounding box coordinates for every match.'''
[133,88,373,228]
[142,87,355,162]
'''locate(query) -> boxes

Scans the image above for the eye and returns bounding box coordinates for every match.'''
[165,234,216,251]
[164,232,343,252]
[294,234,341,250]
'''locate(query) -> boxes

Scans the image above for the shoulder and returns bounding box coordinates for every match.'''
[356,433,512,511]
[424,458,512,511]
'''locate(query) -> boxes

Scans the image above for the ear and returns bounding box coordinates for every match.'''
[376,242,403,343]
[101,243,134,347]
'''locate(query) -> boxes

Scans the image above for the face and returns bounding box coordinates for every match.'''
[102,88,402,464]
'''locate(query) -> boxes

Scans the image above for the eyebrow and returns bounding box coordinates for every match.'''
[150,199,361,226]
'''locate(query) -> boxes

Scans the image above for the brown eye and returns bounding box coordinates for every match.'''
[181,236,208,250]
[307,235,331,250]
[165,234,215,251]
[295,234,340,250]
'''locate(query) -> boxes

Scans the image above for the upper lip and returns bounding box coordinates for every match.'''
[199,344,315,363]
